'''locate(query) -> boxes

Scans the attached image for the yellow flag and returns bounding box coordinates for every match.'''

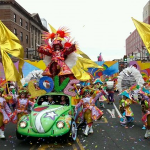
[48,24,57,33]
[25,60,46,70]
[132,17,150,54]
[0,20,24,86]
[71,57,103,81]
[76,48,91,59]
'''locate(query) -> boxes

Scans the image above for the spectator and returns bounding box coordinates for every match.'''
[48,96,55,105]
[60,95,67,105]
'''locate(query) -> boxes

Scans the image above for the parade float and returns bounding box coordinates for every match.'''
[16,91,78,141]
[116,65,150,135]
[16,26,103,141]
[116,66,144,93]
[115,66,145,125]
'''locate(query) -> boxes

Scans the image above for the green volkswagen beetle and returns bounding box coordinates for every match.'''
[16,92,83,141]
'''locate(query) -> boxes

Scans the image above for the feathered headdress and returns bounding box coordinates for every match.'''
[42,26,71,46]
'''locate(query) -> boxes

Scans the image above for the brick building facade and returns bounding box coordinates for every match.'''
[0,0,48,60]
[126,1,150,61]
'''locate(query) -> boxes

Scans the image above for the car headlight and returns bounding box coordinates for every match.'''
[57,121,64,129]
[19,121,27,128]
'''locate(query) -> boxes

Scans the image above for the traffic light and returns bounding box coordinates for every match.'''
[124,55,127,62]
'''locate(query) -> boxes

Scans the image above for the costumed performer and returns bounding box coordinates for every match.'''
[72,83,82,105]
[37,27,77,83]
[93,78,107,108]
[75,88,106,136]
[106,78,115,104]
[0,87,12,138]
[137,89,149,130]
[119,90,136,125]
[141,95,150,138]
[138,89,150,138]
[4,85,18,111]
[12,88,35,123]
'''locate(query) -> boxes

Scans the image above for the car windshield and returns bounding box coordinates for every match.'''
[37,95,70,106]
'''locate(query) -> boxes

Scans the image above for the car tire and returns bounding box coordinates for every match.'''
[16,129,26,140]
[68,120,77,141]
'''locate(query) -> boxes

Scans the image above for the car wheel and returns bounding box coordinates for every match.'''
[16,129,26,140]
[68,120,77,141]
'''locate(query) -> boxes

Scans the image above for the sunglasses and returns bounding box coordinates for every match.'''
[19,90,27,93]
[85,92,90,95]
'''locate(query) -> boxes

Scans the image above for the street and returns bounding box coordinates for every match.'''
[0,93,150,150]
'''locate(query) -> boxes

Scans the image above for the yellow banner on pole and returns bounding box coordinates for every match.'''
[132,17,150,54]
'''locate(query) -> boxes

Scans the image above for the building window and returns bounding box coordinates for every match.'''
[14,28,17,36]
[26,35,28,44]
[31,25,34,33]
[20,32,23,41]
[20,18,23,26]
[25,22,28,29]
[14,14,16,22]
[32,36,33,47]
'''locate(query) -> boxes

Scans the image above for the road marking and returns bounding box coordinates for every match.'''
[113,103,122,118]
[107,109,116,118]
[37,144,63,150]
[37,144,52,150]
[76,137,85,150]
[30,138,82,150]
[30,145,37,150]
[72,144,78,150]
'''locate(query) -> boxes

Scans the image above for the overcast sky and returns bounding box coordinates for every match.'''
[16,0,149,61]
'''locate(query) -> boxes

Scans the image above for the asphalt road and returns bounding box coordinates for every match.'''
[0,93,150,150]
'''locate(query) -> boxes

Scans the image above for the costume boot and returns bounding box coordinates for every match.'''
[84,125,90,136]
[0,130,5,138]
[144,129,150,138]
[89,126,93,134]
[0,129,2,138]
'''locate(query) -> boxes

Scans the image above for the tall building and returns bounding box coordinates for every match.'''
[0,0,48,60]
[126,1,150,61]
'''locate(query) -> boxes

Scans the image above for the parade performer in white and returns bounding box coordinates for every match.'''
[0,87,12,138]
[12,88,35,123]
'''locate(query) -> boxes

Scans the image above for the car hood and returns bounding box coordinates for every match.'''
[30,105,70,133]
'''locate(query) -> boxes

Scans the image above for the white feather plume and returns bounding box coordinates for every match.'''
[65,52,78,69]
[42,51,78,70]
[116,66,144,92]
[23,70,43,83]
[43,55,51,66]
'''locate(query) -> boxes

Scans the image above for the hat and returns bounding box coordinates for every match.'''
[142,87,150,94]
[83,89,94,96]
[119,90,131,99]
[76,84,81,87]
[93,78,103,85]
[9,86,14,89]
